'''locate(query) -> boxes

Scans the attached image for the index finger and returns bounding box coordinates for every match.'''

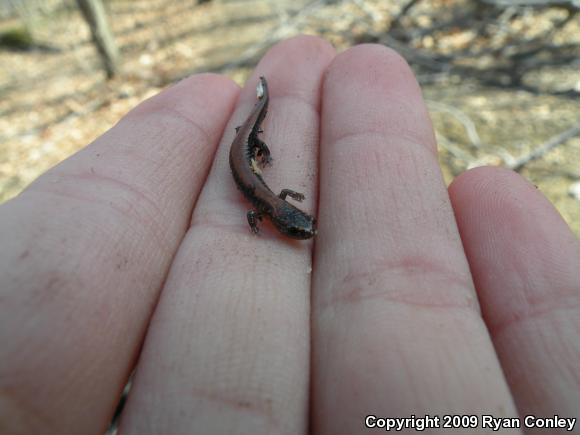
[0,74,239,434]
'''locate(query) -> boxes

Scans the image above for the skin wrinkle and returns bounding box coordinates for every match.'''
[320,254,478,311]
[324,110,436,156]
[330,130,437,158]
[51,169,166,223]
[128,73,239,124]
[104,110,208,165]
[488,295,580,337]
[188,386,278,430]
[149,105,214,146]
[23,182,172,257]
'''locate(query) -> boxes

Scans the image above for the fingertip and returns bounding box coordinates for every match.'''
[128,73,240,123]
[449,165,580,330]
[265,34,336,63]
[449,165,567,230]
[325,43,419,95]
[243,34,336,111]
[322,43,435,151]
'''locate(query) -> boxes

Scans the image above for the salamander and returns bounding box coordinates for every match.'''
[229,76,317,239]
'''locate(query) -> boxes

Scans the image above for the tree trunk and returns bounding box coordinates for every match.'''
[76,0,119,79]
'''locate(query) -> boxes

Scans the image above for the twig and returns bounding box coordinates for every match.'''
[390,0,424,30]
[508,125,580,171]
[436,132,475,164]
[477,0,580,11]
[426,100,483,148]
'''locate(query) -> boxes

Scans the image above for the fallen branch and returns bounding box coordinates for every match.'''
[477,0,580,11]
[436,131,475,165]
[390,0,424,30]
[508,125,580,171]
[427,100,483,148]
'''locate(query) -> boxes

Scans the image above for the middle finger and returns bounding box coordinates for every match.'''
[311,45,520,434]
[120,36,335,434]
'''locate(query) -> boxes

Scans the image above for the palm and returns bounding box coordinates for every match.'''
[1,36,578,435]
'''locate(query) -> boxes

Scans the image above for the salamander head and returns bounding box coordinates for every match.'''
[273,205,317,240]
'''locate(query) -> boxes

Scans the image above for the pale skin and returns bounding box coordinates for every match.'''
[0,36,579,434]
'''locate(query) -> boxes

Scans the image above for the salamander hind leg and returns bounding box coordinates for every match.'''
[253,138,273,166]
[279,189,305,202]
[247,210,263,234]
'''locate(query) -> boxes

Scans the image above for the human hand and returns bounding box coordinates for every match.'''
[1,36,578,434]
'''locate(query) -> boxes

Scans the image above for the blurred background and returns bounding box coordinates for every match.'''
[1,0,579,236]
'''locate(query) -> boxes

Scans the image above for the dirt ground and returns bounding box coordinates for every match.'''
[1,0,579,237]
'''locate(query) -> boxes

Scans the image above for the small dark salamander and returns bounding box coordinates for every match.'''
[229,76,317,239]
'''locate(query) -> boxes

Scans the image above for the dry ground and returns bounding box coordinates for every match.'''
[1,0,579,236]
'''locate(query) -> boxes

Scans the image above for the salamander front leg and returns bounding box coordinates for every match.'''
[247,210,263,234]
[279,189,305,202]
